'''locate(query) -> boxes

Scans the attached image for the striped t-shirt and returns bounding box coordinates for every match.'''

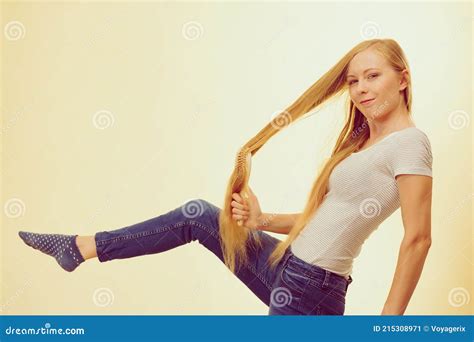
[290,126,433,279]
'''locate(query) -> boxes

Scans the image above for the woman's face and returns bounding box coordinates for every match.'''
[346,48,408,121]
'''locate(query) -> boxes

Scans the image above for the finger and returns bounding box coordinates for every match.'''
[239,192,250,207]
[233,214,249,221]
[231,200,246,210]
[231,200,242,209]
[232,208,248,215]
[232,193,244,204]
[233,193,249,208]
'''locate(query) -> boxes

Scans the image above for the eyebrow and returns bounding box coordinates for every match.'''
[346,68,380,80]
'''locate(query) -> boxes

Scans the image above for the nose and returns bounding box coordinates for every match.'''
[356,79,369,94]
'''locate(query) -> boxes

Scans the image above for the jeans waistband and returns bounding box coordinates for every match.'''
[286,249,353,290]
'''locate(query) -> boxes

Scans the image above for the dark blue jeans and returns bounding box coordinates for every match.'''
[94,199,353,315]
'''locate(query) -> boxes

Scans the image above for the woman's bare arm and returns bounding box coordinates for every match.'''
[381,174,432,315]
[255,213,301,235]
[231,189,300,235]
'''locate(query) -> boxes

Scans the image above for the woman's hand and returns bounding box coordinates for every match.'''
[231,187,263,230]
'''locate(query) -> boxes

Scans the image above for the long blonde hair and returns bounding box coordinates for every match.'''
[218,38,413,274]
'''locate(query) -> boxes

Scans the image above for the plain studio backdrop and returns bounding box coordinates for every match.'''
[1,1,471,315]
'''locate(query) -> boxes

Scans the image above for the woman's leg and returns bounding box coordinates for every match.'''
[76,236,97,260]
[92,198,290,307]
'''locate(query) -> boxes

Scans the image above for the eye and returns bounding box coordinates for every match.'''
[348,73,379,86]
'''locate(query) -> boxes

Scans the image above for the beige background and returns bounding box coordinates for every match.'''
[1,1,472,315]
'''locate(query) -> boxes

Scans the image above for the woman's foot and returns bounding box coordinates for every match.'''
[18,231,86,272]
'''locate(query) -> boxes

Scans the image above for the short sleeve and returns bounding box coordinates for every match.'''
[390,131,433,178]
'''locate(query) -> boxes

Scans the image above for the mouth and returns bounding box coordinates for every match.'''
[360,98,375,105]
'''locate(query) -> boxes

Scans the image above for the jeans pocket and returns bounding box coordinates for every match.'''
[280,263,310,295]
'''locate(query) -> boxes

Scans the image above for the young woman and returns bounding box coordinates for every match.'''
[19,38,433,316]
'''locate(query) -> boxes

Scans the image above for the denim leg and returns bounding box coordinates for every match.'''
[94,198,288,306]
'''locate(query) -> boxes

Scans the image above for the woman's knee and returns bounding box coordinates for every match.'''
[180,198,221,230]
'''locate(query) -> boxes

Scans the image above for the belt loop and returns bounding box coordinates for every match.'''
[345,275,353,292]
[283,248,292,266]
[321,270,331,289]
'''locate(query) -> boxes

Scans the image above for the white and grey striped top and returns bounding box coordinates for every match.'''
[290,126,433,280]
